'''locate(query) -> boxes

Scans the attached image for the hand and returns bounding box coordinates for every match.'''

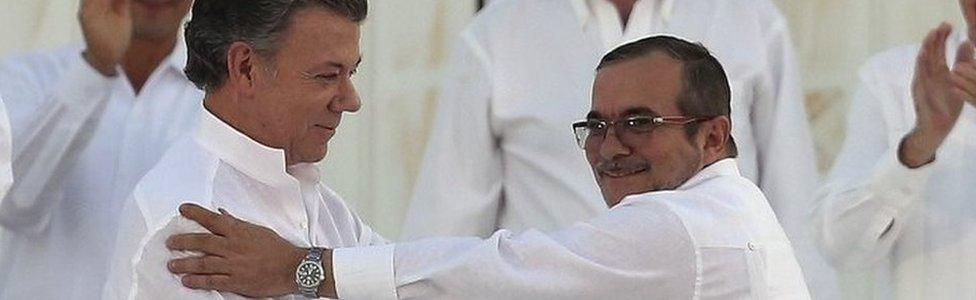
[79,0,133,76]
[165,203,307,298]
[900,23,968,168]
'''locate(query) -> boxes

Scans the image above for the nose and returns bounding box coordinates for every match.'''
[331,77,362,113]
[597,126,631,160]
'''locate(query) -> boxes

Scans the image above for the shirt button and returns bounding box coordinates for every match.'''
[300,222,308,230]
[747,242,757,251]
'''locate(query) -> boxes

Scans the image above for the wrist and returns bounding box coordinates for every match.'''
[293,247,337,299]
[317,249,337,299]
[82,50,118,77]
[899,129,941,168]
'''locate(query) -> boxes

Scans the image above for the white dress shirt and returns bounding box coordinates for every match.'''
[339,159,810,299]
[817,32,976,299]
[103,109,388,300]
[402,0,830,297]
[0,42,204,299]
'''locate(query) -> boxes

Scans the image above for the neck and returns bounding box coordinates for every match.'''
[122,33,178,94]
[203,91,293,166]
[607,0,638,27]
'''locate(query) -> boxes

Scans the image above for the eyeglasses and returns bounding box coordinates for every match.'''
[571,115,709,149]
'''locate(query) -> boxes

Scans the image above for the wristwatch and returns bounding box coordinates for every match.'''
[296,247,326,298]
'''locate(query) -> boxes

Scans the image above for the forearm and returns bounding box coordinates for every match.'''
[0,55,116,231]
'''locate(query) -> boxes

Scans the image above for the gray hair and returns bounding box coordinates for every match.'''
[184,0,368,91]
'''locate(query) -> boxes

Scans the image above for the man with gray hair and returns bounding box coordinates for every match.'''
[164,35,810,299]
[101,0,374,299]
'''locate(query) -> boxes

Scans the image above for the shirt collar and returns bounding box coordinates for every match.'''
[195,108,295,188]
[676,158,741,191]
[571,0,674,29]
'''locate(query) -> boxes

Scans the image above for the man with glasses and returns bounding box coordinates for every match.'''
[162,36,810,299]
[404,0,831,296]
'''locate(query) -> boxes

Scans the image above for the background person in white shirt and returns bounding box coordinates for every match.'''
[816,0,976,298]
[401,0,832,297]
[0,0,202,299]
[101,0,374,299]
[166,36,810,299]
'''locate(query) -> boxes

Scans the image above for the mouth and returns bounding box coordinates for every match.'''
[314,124,337,132]
[599,167,648,179]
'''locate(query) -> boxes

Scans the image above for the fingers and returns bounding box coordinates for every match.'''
[180,203,234,236]
[181,274,234,291]
[932,23,954,73]
[957,40,975,64]
[166,233,230,256]
[169,256,233,275]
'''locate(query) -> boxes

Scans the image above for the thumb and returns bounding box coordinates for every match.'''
[956,41,975,64]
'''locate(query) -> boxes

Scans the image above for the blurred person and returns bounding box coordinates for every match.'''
[164,36,811,299]
[816,0,976,298]
[100,0,373,299]
[402,0,833,297]
[0,0,201,298]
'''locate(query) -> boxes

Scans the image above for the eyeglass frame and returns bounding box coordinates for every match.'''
[571,115,714,149]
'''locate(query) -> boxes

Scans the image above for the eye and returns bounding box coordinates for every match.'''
[624,117,654,131]
[586,120,607,133]
[315,73,340,81]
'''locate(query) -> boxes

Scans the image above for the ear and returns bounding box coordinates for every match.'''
[225,42,259,96]
[699,116,731,162]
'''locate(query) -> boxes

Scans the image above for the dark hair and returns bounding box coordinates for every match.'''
[184,0,368,91]
[596,35,737,157]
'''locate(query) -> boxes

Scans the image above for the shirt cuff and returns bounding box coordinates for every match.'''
[333,244,397,300]
[869,146,935,212]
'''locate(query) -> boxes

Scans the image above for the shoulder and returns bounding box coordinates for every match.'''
[462,0,574,42]
[0,43,85,80]
[130,135,219,231]
[859,45,919,86]
[623,177,762,248]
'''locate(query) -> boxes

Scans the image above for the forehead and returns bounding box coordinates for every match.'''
[275,7,362,66]
[591,52,684,118]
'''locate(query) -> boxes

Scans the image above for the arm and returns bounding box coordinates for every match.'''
[0,0,133,233]
[168,202,699,299]
[103,202,235,300]
[399,31,503,240]
[816,24,971,270]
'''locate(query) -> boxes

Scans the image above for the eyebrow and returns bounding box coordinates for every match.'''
[586,106,660,119]
[324,57,363,70]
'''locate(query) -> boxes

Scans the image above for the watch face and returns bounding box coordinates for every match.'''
[297,261,323,288]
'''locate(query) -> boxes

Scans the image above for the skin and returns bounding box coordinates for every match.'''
[588,52,730,206]
[204,7,363,166]
[80,0,192,92]
[606,0,638,26]
[164,51,734,298]
[899,21,976,167]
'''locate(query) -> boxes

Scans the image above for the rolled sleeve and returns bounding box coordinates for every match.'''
[333,244,397,300]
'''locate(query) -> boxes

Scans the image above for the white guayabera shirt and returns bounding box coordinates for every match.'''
[102,110,388,300]
[0,40,203,300]
[338,159,811,300]
[403,0,831,297]
[817,31,976,299]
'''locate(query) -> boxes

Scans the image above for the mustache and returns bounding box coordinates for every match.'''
[596,158,650,174]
